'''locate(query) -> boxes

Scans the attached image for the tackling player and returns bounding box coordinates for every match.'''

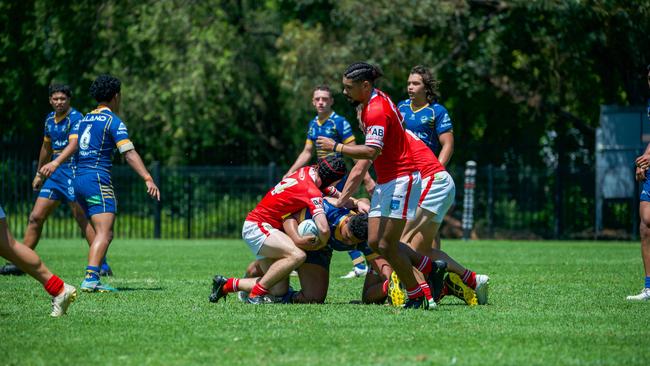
[317,62,436,309]
[41,74,160,292]
[0,204,76,317]
[209,155,346,304]
[0,84,111,277]
[398,65,454,250]
[285,85,375,279]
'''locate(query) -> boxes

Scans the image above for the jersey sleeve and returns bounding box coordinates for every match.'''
[363,107,387,150]
[339,117,355,144]
[68,120,80,140]
[306,120,316,143]
[434,105,453,135]
[43,117,51,142]
[305,184,325,217]
[110,118,134,153]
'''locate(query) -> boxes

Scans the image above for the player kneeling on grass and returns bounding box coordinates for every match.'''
[209,155,346,304]
[0,205,76,317]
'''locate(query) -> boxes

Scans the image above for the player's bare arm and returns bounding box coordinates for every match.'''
[636,143,650,181]
[38,137,77,178]
[285,141,314,177]
[334,159,373,208]
[123,149,160,201]
[32,140,53,190]
[312,212,331,247]
[437,131,454,167]
[282,215,321,251]
[316,136,380,160]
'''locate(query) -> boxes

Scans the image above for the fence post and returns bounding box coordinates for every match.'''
[268,162,277,186]
[462,161,477,241]
[487,164,494,238]
[186,174,192,239]
[152,161,161,239]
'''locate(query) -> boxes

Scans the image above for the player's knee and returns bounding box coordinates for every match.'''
[376,240,395,256]
[289,248,306,266]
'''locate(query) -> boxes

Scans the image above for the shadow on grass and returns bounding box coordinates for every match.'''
[115,287,165,292]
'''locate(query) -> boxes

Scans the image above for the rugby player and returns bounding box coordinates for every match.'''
[0,84,111,277]
[628,64,650,301]
[285,85,375,279]
[209,155,346,304]
[41,74,160,292]
[317,62,433,309]
[398,65,454,250]
[0,204,76,317]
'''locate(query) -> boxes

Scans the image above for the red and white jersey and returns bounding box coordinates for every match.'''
[246,166,325,229]
[405,130,445,179]
[362,88,417,184]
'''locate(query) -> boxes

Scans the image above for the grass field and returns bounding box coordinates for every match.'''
[1,238,649,365]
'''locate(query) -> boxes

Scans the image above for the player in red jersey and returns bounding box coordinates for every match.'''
[209,156,346,304]
[317,62,437,310]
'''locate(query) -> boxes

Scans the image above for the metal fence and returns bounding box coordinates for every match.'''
[0,157,634,240]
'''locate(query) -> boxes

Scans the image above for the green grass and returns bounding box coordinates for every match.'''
[1,239,649,365]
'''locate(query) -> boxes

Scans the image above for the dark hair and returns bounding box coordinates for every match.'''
[410,65,440,103]
[348,213,368,240]
[313,84,331,95]
[316,155,347,188]
[90,74,121,103]
[647,64,650,72]
[49,84,72,98]
[343,62,383,83]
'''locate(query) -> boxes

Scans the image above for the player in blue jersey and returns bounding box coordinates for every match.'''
[40,74,160,293]
[285,85,375,279]
[0,84,111,277]
[629,64,650,301]
[0,204,77,316]
[398,65,454,251]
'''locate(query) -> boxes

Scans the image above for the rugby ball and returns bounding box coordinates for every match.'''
[297,219,319,237]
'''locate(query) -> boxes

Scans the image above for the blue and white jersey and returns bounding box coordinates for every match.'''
[43,108,83,173]
[398,99,452,153]
[306,111,355,158]
[72,106,132,175]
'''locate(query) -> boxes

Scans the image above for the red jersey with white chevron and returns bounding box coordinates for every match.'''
[362,89,417,184]
[245,166,325,229]
[405,130,445,179]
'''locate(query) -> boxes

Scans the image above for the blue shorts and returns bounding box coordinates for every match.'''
[38,169,75,203]
[642,171,650,202]
[0,204,5,219]
[74,172,117,217]
[305,248,333,270]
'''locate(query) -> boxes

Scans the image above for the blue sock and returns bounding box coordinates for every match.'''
[100,257,110,270]
[645,276,650,289]
[348,250,367,270]
[85,266,100,281]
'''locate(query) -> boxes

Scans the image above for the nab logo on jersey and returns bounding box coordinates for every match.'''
[80,125,92,150]
[367,126,384,137]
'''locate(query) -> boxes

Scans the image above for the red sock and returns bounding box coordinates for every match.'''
[250,283,269,297]
[381,280,389,296]
[223,278,239,294]
[406,285,424,300]
[419,282,432,301]
[44,275,64,296]
[417,256,432,275]
[462,270,477,289]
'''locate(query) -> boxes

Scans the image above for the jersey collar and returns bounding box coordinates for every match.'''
[410,101,430,113]
[316,111,334,126]
[53,108,71,123]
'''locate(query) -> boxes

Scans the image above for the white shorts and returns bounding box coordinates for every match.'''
[419,171,455,223]
[242,220,279,259]
[0,205,5,219]
[369,171,422,220]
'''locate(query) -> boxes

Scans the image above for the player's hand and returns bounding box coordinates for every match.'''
[364,179,375,196]
[39,161,59,178]
[295,235,319,250]
[636,154,650,170]
[32,174,44,191]
[636,166,647,182]
[356,200,370,214]
[145,179,160,201]
[316,137,335,152]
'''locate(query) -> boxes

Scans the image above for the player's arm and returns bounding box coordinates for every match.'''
[311,212,330,248]
[285,141,314,177]
[635,142,650,181]
[123,149,160,201]
[437,131,454,167]
[32,140,53,190]
[318,137,380,160]
[345,140,377,194]
[331,159,373,208]
[282,215,323,251]
[38,137,78,179]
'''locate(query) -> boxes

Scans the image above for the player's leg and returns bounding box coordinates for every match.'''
[80,212,117,292]
[627,200,650,300]
[0,214,76,316]
[341,250,368,278]
[68,200,112,276]
[362,257,392,304]
[292,262,329,304]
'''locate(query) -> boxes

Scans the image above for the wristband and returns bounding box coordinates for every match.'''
[338,144,344,153]
[333,142,339,152]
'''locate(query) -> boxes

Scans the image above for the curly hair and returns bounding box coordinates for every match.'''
[343,62,383,84]
[348,213,368,241]
[48,83,72,98]
[410,65,440,103]
[316,155,347,188]
[90,74,121,103]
